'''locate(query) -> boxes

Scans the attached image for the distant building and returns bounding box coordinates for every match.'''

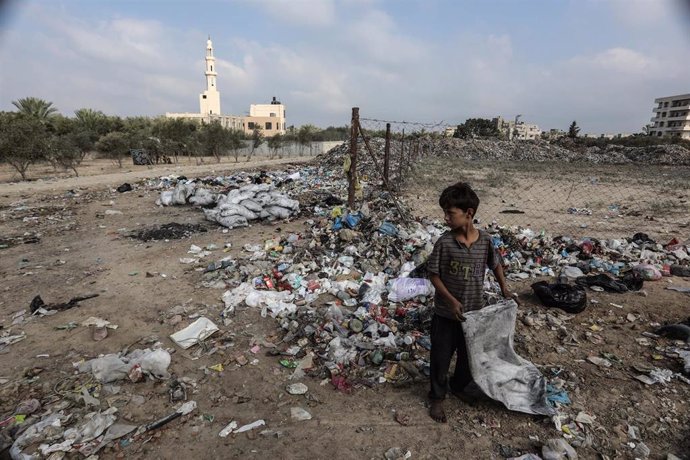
[649,93,690,139]
[542,129,566,140]
[493,116,542,140]
[582,133,631,140]
[166,38,286,137]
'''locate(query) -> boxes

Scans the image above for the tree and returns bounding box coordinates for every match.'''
[152,117,199,163]
[12,97,58,122]
[568,121,580,139]
[47,133,82,176]
[122,116,153,148]
[311,126,349,141]
[267,133,284,159]
[453,118,500,139]
[95,131,130,167]
[227,129,244,162]
[74,108,111,134]
[246,126,264,161]
[73,109,112,157]
[199,121,231,163]
[297,124,317,155]
[0,112,49,180]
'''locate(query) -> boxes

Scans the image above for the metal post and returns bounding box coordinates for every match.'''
[348,107,359,208]
[384,123,391,188]
[398,128,405,185]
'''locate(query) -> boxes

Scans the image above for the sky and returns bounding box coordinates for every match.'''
[1,0,689,134]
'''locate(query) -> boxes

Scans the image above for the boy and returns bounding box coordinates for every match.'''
[427,182,513,423]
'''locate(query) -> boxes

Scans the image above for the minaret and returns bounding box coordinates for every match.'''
[199,36,221,116]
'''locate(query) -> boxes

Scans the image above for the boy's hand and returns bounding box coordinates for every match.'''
[451,300,466,322]
[503,290,519,305]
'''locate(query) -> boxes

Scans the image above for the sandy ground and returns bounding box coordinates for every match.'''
[1,156,689,459]
[404,158,690,241]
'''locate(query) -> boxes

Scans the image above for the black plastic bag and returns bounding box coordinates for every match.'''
[575,273,629,293]
[531,281,587,314]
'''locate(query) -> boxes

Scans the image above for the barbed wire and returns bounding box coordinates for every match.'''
[355,114,690,240]
[359,117,456,131]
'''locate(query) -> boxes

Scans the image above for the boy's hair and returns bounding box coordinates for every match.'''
[439,182,479,213]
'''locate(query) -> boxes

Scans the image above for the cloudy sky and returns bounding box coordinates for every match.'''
[1,0,689,134]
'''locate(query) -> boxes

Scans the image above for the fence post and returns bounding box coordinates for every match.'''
[398,128,405,186]
[348,107,359,208]
[384,123,391,188]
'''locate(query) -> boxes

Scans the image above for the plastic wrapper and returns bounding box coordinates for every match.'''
[387,277,435,302]
[633,263,662,281]
[170,317,219,349]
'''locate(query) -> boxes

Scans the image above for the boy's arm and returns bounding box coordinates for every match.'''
[491,264,518,304]
[429,274,466,321]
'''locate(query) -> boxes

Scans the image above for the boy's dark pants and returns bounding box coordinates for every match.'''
[429,314,472,400]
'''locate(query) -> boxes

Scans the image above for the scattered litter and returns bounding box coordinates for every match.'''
[170,317,219,349]
[286,383,308,395]
[290,407,312,421]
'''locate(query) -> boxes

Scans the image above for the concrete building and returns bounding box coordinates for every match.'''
[542,129,566,140]
[493,116,542,140]
[649,93,690,139]
[244,97,287,136]
[166,38,286,137]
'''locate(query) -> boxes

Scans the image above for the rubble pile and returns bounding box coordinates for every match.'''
[317,136,690,168]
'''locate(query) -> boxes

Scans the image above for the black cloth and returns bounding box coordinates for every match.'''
[429,314,472,400]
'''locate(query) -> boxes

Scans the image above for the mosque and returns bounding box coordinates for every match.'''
[165,37,286,137]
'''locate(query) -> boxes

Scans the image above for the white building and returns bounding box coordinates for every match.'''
[493,116,542,140]
[200,38,220,116]
[166,38,286,137]
[649,93,690,139]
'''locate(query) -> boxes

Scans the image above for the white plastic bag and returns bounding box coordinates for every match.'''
[158,191,174,206]
[387,278,435,302]
[462,300,556,416]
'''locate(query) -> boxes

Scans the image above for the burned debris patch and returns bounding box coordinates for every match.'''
[132,222,208,242]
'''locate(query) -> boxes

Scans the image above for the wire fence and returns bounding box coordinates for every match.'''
[347,108,690,241]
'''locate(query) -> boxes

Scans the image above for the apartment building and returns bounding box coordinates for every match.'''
[493,116,542,140]
[649,93,690,139]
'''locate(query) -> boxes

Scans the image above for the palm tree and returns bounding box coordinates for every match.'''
[12,97,59,121]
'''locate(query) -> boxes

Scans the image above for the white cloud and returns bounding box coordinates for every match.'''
[347,9,427,65]
[566,47,656,75]
[603,0,677,26]
[253,0,335,27]
[2,0,690,133]
[0,4,203,116]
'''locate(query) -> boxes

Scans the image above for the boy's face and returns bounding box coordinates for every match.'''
[443,206,473,230]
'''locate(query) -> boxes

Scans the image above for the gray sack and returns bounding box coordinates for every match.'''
[463,299,556,416]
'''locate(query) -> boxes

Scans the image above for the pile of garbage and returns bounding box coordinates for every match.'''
[156,174,301,229]
[175,190,437,385]
[490,228,690,282]
[186,176,690,391]
[146,162,690,392]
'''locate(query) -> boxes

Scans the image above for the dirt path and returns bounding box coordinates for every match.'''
[0,156,313,196]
